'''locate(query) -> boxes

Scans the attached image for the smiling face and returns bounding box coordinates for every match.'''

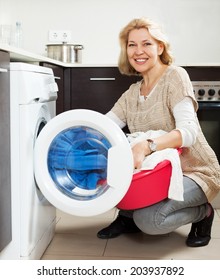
[127,28,164,74]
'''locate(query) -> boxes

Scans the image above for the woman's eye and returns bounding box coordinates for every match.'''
[128,43,135,47]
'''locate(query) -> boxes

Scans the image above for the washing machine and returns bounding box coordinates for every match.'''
[0,63,135,260]
[0,63,58,260]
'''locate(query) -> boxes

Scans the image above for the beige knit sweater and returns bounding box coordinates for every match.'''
[111,65,220,202]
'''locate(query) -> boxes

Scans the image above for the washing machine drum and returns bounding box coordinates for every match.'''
[34,109,133,217]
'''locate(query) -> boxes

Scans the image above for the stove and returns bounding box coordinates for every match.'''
[185,67,220,208]
[192,81,220,102]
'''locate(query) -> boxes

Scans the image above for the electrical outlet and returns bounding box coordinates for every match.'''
[48,30,72,42]
[61,31,71,42]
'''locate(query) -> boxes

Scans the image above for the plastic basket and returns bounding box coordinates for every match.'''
[117,149,182,210]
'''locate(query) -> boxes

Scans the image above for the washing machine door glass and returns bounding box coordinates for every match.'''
[48,126,111,200]
[34,109,133,217]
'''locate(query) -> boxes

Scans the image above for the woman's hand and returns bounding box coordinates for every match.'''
[132,140,151,169]
[131,130,182,169]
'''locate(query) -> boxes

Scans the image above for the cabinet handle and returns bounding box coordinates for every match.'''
[0,68,8,73]
[54,76,61,80]
[90,78,115,81]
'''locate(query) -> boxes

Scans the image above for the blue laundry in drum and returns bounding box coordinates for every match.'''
[47,126,111,193]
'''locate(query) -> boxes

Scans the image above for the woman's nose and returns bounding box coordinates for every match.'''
[135,45,144,54]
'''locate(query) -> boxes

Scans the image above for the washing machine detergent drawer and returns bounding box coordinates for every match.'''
[34,109,133,217]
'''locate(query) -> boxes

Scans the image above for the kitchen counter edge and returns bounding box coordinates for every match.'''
[1,44,220,68]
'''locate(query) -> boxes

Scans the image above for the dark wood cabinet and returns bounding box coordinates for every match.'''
[40,65,141,134]
[0,50,11,252]
[40,65,141,116]
[68,67,141,114]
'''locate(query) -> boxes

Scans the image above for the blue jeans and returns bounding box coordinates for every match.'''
[122,176,208,235]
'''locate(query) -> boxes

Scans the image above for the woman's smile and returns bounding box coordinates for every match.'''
[134,58,149,64]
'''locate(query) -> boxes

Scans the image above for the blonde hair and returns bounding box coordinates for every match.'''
[118,18,174,75]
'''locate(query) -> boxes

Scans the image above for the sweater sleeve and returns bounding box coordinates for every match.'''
[168,66,198,112]
[109,82,139,124]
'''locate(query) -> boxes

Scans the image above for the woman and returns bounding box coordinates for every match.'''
[97,18,220,247]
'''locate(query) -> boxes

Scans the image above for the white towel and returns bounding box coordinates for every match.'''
[127,131,184,201]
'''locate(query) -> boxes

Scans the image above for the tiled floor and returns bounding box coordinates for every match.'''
[41,207,220,260]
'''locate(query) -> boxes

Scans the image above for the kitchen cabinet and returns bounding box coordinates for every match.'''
[0,50,11,252]
[41,65,141,124]
[67,67,141,114]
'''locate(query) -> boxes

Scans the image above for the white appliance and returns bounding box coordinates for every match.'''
[0,63,58,259]
[0,63,134,260]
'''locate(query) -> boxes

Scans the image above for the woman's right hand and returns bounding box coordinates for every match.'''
[131,140,151,169]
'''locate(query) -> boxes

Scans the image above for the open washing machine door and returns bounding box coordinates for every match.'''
[34,109,133,217]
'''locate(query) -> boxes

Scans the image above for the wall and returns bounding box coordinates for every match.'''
[1,0,220,64]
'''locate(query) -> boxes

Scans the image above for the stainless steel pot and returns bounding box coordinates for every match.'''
[46,42,84,63]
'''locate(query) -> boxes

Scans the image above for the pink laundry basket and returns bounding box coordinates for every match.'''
[117,149,182,210]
